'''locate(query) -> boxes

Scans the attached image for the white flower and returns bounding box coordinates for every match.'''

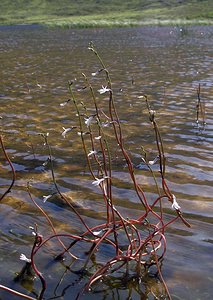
[95,135,102,140]
[88,150,97,157]
[20,253,31,263]
[42,158,50,167]
[60,99,70,107]
[101,121,110,127]
[149,110,155,122]
[92,68,104,77]
[92,176,109,186]
[141,157,146,164]
[98,85,111,94]
[85,116,94,127]
[148,156,159,165]
[171,194,181,210]
[43,194,52,203]
[77,131,86,136]
[38,132,49,145]
[62,127,72,138]
[60,102,67,107]
[92,230,103,236]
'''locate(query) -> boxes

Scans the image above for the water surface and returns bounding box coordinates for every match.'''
[0,25,213,300]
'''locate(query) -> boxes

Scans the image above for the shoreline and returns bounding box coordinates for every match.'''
[0,18,212,29]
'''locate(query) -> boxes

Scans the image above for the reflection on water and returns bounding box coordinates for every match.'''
[0,25,213,299]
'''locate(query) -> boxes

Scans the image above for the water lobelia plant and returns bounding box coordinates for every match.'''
[0,43,190,300]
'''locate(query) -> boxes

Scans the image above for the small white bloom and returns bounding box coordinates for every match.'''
[171,194,181,210]
[43,194,52,203]
[98,85,111,94]
[101,121,110,127]
[85,116,94,127]
[60,102,67,107]
[92,230,103,236]
[92,177,105,186]
[148,156,159,165]
[29,226,37,236]
[88,150,97,157]
[149,110,155,122]
[92,176,109,186]
[95,135,102,140]
[141,157,146,164]
[20,253,31,263]
[77,131,86,136]
[42,158,50,167]
[91,68,104,77]
[62,127,72,138]
[60,99,71,107]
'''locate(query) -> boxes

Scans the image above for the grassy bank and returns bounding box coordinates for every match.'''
[0,0,212,27]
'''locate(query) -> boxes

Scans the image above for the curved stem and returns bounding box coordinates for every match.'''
[0,135,16,201]
[0,285,36,300]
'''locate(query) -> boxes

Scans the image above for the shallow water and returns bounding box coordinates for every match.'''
[0,25,213,300]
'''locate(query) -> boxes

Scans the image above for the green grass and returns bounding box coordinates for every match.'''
[0,0,212,27]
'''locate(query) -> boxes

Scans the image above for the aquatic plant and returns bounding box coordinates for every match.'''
[0,43,191,300]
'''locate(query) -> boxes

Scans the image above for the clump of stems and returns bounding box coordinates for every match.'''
[1,44,190,300]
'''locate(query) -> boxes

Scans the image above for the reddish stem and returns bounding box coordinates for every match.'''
[0,135,16,201]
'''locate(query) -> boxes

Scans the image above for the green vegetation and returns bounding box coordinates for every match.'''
[0,0,212,27]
